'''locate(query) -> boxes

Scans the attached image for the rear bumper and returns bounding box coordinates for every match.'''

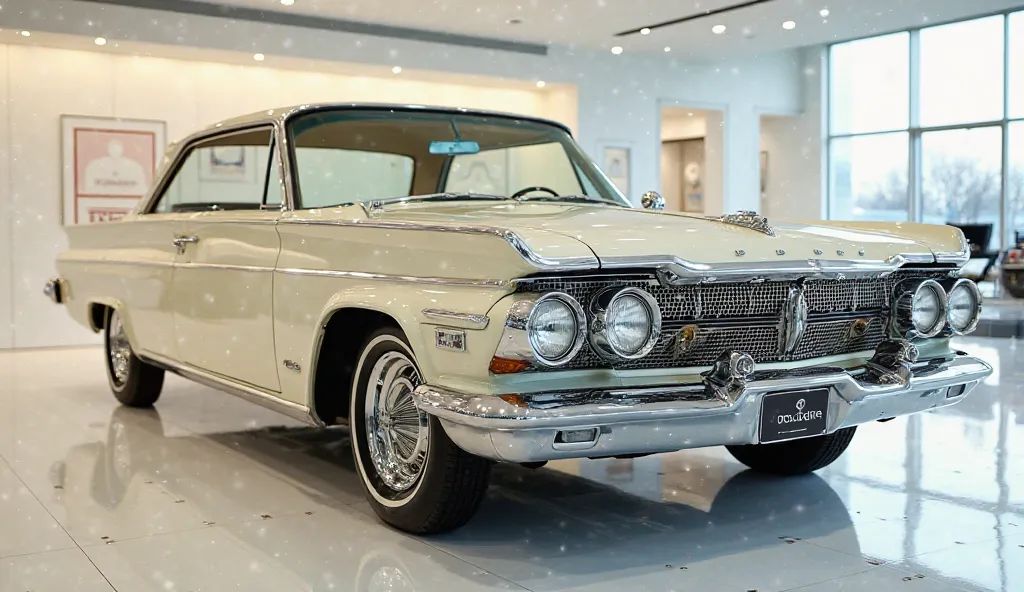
[412,348,992,463]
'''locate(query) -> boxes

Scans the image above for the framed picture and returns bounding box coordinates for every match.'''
[681,138,705,213]
[199,145,257,183]
[598,142,631,199]
[61,115,166,226]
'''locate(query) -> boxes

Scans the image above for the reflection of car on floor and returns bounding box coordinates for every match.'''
[49,406,861,587]
[45,103,992,534]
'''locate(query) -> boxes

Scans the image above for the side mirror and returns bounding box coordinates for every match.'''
[641,191,665,211]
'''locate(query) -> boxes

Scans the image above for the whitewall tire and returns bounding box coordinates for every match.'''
[349,327,491,534]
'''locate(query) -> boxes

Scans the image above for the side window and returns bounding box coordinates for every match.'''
[150,128,274,214]
[294,148,413,208]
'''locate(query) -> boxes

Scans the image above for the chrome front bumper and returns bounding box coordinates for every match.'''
[413,348,992,463]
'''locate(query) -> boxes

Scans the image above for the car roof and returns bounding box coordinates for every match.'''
[196,103,572,136]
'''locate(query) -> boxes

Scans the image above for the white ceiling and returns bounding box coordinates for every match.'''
[205,0,1024,59]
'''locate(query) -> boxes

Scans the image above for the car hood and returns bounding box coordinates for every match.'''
[362,202,964,268]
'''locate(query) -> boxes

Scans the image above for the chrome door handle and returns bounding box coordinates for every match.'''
[172,235,199,254]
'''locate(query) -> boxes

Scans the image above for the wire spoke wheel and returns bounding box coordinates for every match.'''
[108,311,131,387]
[363,351,429,493]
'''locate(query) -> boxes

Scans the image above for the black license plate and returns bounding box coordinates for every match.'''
[759,388,830,444]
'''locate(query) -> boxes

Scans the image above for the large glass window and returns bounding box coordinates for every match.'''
[829,133,909,221]
[829,33,909,135]
[921,127,1003,251]
[1010,122,1024,245]
[919,17,1004,127]
[828,10,1024,251]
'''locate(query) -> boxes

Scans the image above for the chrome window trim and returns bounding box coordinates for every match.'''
[421,309,490,330]
[137,122,282,216]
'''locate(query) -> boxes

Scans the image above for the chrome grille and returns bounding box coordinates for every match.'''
[515,269,951,370]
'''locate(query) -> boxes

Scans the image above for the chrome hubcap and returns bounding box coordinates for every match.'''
[363,351,428,492]
[108,312,131,386]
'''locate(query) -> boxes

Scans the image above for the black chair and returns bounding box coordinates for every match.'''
[946,222,999,282]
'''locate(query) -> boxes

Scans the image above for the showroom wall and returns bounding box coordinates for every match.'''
[0,43,574,350]
[0,0,806,350]
[760,47,828,221]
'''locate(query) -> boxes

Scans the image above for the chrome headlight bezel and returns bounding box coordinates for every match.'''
[588,287,662,361]
[944,278,982,335]
[892,278,948,339]
[523,292,587,367]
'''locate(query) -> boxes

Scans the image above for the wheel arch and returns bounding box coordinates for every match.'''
[87,299,136,345]
[308,304,425,427]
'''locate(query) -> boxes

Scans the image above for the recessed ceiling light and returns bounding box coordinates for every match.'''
[536,80,546,88]
[392,66,402,74]
[281,0,294,4]
[663,46,671,52]
[640,28,651,35]
[253,53,265,61]
[611,46,623,54]
[94,37,107,46]
[819,8,829,17]
[712,24,726,34]
[782,20,796,30]
[688,112,693,116]
[19,30,30,37]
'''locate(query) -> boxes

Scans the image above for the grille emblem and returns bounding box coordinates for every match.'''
[779,282,808,357]
[674,324,700,357]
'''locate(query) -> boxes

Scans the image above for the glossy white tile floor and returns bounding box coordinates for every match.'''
[1,338,1022,592]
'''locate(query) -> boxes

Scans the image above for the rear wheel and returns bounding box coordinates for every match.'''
[725,427,857,475]
[104,308,164,408]
[349,327,491,534]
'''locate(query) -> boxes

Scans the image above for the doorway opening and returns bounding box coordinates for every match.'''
[660,106,723,214]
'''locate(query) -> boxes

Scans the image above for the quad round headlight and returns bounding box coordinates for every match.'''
[893,279,948,338]
[945,278,982,335]
[525,292,586,366]
[588,287,662,361]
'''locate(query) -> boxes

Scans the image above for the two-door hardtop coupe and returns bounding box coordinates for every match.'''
[46,103,992,534]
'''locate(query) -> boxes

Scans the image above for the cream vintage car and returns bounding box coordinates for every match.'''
[46,103,992,534]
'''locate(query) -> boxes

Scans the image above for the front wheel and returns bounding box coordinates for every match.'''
[725,427,857,475]
[349,327,491,534]
[104,308,164,407]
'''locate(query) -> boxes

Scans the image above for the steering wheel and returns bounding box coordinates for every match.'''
[511,186,559,200]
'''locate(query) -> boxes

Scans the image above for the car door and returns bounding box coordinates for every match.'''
[167,127,283,392]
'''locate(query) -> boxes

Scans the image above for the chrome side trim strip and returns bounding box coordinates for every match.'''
[59,258,175,269]
[421,309,490,330]
[178,262,274,272]
[138,351,321,427]
[275,267,510,288]
[279,218,600,271]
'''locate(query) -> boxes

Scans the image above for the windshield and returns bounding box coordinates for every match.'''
[287,108,631,209]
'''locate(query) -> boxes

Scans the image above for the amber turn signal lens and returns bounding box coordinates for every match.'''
[489,357,530,374]
[499,394,528,407]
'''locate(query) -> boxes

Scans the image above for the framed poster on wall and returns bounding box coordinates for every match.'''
[200,145,257,183]
[597,141,632,200]
[61,115,166,226]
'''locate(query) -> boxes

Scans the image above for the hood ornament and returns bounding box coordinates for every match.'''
[713,210,775,236]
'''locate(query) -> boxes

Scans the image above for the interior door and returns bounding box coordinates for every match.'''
[166,127,283,391]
